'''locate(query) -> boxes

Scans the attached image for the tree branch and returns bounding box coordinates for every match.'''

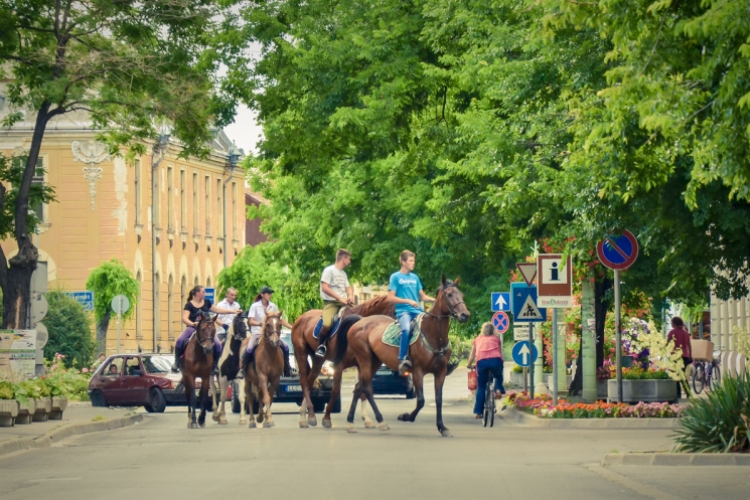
[642,11,667,74]
[0,183,8,289]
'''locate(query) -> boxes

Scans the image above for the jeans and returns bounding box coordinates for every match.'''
[175,327,222,357]
[398,311,419,360]
[473,357,505,414]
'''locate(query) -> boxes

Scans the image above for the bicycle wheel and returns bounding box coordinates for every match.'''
[489,389,495,427]
[709,364,721,391]
[483,383,491,427]
[693,363,705,394]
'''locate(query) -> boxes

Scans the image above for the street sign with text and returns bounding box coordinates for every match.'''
[513,323,530,341]
[537,254,573,308]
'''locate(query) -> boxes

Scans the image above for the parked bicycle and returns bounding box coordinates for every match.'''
[692,356,721,395]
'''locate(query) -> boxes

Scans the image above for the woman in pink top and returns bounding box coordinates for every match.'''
[467,322,505,419]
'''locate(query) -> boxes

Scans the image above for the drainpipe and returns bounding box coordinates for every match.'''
[223,144,242,269]
[152,133,170,352]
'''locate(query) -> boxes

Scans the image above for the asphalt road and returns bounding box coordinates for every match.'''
[1,372,747,500]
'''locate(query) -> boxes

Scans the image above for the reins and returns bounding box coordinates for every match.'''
[420,284,462,358]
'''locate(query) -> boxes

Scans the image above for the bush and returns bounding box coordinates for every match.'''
[0,381,14,399]
[44,291,95,368]
[673,371,750,453]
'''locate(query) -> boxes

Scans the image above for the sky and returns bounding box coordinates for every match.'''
[223,103,263,156]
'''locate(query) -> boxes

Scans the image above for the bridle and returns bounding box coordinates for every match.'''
[263,314,282,348]
[195,314,216,354]
[232,314,248,341]
[424,284,465,321]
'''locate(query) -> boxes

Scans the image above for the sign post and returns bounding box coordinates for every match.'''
[597,231,639,403]
[111,295,131,354]
[511,282,546,399]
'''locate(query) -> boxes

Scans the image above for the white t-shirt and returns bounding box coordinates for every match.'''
[320,264,350,301]
[248,300,280,335]
[215,299,242,333]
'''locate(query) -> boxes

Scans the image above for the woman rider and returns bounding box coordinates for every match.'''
[239,286,294,378]
[171,285,243,375]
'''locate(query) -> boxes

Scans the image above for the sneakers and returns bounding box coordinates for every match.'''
[315,344,327,358]
[398,358,412,377]
[171,362,180,373]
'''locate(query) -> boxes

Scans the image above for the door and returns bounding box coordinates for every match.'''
[121,356,151,405]
[97,357,125,405]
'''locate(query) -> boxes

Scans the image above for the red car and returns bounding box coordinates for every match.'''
[88,353,223,413]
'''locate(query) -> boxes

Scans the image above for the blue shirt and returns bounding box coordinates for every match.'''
[389,272,423,316]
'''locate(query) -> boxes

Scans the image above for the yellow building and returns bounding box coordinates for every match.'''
[0,109,246,354]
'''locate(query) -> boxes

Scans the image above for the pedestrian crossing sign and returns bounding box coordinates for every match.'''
[510,283,547,323]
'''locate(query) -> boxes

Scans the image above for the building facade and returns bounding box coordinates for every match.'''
[0,109,246,354]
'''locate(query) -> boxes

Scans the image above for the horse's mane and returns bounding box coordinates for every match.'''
[347,294,395,318]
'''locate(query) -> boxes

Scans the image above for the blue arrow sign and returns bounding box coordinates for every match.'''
[491,292,510,312]
[512,341,538,367]
[510,283,547,323]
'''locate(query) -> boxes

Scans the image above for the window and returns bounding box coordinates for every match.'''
[180,170,186,232]
[0,94,5,111]
[168,275,175,341]
[154,273,160,345]
[153,165,160,229]
[192,173,198,234]
[125,357,142,376]
[136,272,143,340]
[134,160,142,226]
[204,175,211,235]
[167,166,174,232]
[217,179,223,238]
[181,275,187,304]
[232,182,238,239]
[103,358,124,377]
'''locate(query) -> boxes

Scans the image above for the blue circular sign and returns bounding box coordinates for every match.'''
[492,312,510,334]
[511,341,538,367]
[597,230,638,270]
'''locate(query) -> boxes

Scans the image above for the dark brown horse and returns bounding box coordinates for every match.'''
[292,295,395,428]
[242,310,285,428]
[341,276,470,436]
[180,312,217,429]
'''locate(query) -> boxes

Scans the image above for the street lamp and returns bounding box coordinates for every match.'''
[223,143,242,268]
[152,129,170,352]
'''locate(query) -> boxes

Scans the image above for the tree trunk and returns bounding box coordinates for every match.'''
[594,276,613,369]
[1,242,37,329]
[96,310,111,352]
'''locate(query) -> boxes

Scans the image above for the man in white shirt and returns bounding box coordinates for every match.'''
[316,249,354,357]
[240,286,294,377]
[215,288,242,345]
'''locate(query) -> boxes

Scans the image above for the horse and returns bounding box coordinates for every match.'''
[242,310,285,428]
[291,295,395,428]
[211,312,249,425]
[340,275,470,437]
[180,312,218,429]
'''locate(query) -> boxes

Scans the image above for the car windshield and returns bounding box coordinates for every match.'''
[142,355,172,373]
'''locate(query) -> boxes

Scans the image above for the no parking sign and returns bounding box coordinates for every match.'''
[492,311,510,334]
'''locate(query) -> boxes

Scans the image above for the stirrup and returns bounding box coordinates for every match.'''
[315,344,327,358]
[398,359,412,377]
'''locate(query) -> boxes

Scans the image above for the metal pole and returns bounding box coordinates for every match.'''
[552,308,558,405]
[152,155,159,353]
[117,311,122,354]
[523,366,528,393]
[529,323,535,400]
[614,269,622,403]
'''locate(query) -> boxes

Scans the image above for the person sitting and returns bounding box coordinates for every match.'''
[215,287,242,346]
[239,286,294,378]
[108,364,120,375]
[316,249,354,357]
[171,285,242,375]
[467,322,506,419]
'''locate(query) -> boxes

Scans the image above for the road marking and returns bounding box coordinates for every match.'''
[582,463,681,500]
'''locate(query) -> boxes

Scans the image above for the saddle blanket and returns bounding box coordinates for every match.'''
[382,313,425,348]
[312,316,342,340]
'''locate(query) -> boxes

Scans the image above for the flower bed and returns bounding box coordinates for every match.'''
[505,391,681,419]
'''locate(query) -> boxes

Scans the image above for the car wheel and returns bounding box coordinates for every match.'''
[149,388,167,413]
[405,388,416,399]
[144,405,155,413]
[90,390,107,407]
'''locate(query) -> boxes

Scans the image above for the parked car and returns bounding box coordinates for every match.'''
[88,353,225,412]
[232,330,340,414]
[371,365,415,399]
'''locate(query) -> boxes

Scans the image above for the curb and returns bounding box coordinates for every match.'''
[603,452,750,466]
[0,413,144,457]
[502,408,681,429]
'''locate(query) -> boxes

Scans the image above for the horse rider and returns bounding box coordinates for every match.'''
[315,248,354,357]
[215,287,242,346]
[172,285,243,375]
[239,286,294,378]
[388,250,435,376]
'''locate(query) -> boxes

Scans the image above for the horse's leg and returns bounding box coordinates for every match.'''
[198,384,209,428]
[238,376,247,425]
[185,378,197,429]
[256,374,269,424]
[245,376,256,429]
[361,394,376,429]
[364,384,388,431]
[216,376,228,425]
[211,373,220,422]
[264,376,280,428]
[322,365,344,429]
[294,343,313,428]
[434,368,452,437]
[303,357,324,426]
[398,369,424,423]
[345,382,365,434]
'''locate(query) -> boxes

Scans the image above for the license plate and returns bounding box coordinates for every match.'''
[286,385,302,392]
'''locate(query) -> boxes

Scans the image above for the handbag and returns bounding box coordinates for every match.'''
[467,368,478,391]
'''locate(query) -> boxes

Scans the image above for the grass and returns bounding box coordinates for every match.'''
[91,415,106,422]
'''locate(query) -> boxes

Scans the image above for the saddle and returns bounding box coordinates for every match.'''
[312,309,344,340]
[382,313,425,348]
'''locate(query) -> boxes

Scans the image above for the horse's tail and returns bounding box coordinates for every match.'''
[333,314,362,367]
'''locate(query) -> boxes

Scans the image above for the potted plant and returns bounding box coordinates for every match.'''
[607,367,677,403]
[0,381,19,426]
[45,373,69,420]
[12,381,37,425]
[509,364,524,387]
[30,378,52,422]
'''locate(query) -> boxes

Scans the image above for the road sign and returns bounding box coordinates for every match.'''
[511,283,547,323]
[597,230,639,270]
[111,295,130,314]
[66,291,94,311]
[34,322,48,349]
[538,254,573,308]
[205,287,216,303]
[492,311,510,334]
[512,341,538,367]
[491,292,510,312]
[30,294,48,324]
[516,263,537,286]
[513,323,530,341]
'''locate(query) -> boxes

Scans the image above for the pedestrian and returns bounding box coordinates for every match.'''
[215,287,242,345]
[467,322,506,419]
[92,353,106,370]
[667,316,692,400]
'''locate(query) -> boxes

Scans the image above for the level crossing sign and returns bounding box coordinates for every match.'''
[512,341,538,367]
[492,311,510,334]
[491,292,510,312]
[510,283,546,323]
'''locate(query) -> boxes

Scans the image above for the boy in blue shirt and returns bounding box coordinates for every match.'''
[388,250,436,376]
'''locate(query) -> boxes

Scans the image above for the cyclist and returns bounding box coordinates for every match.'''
[667,316,692,399]
[467,321,505,419]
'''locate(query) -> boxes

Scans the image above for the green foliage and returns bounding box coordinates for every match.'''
[43,291,95,368]
[621,367,670,380]
[0,154,55,238]
[43,356,92,401]
[85,259,139,323]
[673,371,750,453]
[0,381,14,400]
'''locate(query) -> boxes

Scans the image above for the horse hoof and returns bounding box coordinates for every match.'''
[308,416,317,427]
[364,420,376,429]
[248,421,257,429]
[322,419,332,429]
[263,421,275,428]
[239,418,247,425]
[346,424,358,434]
[440,429,453,438]
[397,413,411,422]
[378,422,390,431]
[218,417,228,425]
[256,415,264,424]
[212,414,220,422]
[199,422,205,428]
[188,423,198,429]
[299,421,309,429]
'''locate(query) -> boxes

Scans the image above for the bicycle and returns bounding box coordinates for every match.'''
[692,357,721,395]
[483,372,496,427]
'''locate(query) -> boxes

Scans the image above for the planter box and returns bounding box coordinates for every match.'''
[50,397,68,420]
[508,371,524,388]
[16,399,37,425]
[607,379,677,404]
[32,398,52,422]
[0,399,19,427]
[597,379,608,400]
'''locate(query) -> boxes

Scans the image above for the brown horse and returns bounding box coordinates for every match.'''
[180,312,217,429]
[242,310,284,428]
[341,276,470,437]
[292,295,395,428]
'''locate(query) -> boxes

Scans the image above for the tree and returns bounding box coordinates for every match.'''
[85,259,139,350]
[0,0,237,328]
[43,291,95,368]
